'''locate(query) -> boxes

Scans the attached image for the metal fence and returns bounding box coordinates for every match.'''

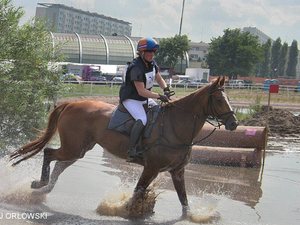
[62,80,300,100]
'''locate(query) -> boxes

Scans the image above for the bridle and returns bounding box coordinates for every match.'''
[206,87,235,128]
[159,86,236,146]
[166,87,235,127]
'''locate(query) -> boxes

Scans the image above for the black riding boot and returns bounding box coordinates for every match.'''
[127,119,145,162]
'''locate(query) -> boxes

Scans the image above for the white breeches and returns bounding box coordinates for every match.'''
[122,99,157,126]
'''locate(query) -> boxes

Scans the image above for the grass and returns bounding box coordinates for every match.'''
[225,87,300,104]
[234,100,262,121]
[59,83,300,122]
[60,83,196,98]
[59,83,300,105]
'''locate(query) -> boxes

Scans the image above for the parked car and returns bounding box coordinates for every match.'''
[188,79,209,88]
[111,76,123,83]
[228,79,245,88]
[173,79,191,87]
[90,75,107,82]
[263,79,279,91]
[243,79,253,87]
[295,81,300,92]
[61,73,81,84]
[200,79,209,84]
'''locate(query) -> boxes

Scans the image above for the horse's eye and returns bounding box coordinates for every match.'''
[215,96,223,103]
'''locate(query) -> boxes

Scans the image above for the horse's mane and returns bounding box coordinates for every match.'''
[164,83,212,109]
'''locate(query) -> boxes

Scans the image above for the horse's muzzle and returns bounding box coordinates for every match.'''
[225,115,239,131]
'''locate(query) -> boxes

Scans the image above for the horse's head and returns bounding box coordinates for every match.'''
[207,77,238,131]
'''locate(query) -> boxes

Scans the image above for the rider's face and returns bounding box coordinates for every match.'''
[143,50,155,62]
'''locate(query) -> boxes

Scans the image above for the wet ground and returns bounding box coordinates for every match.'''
[0,137,299,225]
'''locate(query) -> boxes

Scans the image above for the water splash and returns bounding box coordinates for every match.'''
[186,195,220,223]
[0,155,46,205]
[0,183,46,205]
[96,187,157,219]
[96,191,131,218]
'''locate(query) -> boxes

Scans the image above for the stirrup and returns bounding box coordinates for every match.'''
[126,150,143,162]
[126,147,136,162]
[126,155,136,162]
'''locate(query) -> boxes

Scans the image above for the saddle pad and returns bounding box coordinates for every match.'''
[108,106,133,135]
[108,104,161,137]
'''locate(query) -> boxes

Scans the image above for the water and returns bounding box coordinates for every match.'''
[0,139,299,225]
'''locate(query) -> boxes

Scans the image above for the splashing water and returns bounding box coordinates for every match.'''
[0,183,46,205]
[0,156,46,205]
[186,195,220,224]
[96,191,131,218]
[96,187,157,219]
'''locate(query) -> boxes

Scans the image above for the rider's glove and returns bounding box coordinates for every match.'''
[163,85,175,99]
[158,94,169,103]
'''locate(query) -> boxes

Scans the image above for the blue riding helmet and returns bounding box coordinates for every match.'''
[137,37,159,52]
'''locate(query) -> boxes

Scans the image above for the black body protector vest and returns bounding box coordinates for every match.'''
[119,57,158,102]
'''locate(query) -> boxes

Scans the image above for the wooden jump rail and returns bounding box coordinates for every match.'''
[191,124,268,167]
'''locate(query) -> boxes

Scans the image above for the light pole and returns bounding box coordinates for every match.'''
[179,0,185,73]
[179,0,185,36]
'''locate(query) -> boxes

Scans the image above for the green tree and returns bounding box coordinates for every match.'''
[286,40,298,78]
[258,39,272,77]
[155,35,190,71]
[0,0,62,150]
[207,28,262,79]
[270,38,282,78]
[278,42,288,77]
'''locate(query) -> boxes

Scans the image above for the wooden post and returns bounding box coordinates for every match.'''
[263,84,279,168]
[267,90,271,126]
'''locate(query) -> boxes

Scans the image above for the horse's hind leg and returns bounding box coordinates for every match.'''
[35,160,76,194]
[31,147,55,189]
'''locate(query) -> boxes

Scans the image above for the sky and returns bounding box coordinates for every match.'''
[12,0,300,45]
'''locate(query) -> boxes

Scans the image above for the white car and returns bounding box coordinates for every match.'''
[228,79,245,88]
[111,77,123,83]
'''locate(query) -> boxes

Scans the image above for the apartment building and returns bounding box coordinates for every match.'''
[35,3,132,36]
[242,26,273,44]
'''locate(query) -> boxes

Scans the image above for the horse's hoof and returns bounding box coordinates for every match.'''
[31,189,43,195]
[31,180,47,189]
[181,205,190,219]
[31,185,52,195]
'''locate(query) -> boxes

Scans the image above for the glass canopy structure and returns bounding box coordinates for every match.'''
[50,32,188,71]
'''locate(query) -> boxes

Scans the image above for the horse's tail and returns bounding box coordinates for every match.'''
[10,102,69,166]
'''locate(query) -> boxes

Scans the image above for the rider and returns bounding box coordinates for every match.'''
[119,37,173,162]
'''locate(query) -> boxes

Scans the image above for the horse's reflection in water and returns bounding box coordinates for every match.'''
[10,76,238,218]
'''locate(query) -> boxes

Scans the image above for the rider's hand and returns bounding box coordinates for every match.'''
[163,86,171,92]
[158,94,169,103]
[163,86,175,99]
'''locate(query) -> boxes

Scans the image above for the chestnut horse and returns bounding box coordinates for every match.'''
[10,76,238,214]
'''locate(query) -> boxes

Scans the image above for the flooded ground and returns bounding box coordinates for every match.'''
[0,137,299,225]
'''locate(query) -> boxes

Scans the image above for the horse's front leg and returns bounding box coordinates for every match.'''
[170,167,190,216]
[127,166,159,214]
[133,167,159,198]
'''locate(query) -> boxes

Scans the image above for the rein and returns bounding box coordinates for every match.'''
[159,87,235,146]
[166,102,217,146]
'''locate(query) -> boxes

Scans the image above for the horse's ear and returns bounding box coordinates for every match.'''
[212,76,221,87]
[220,76,225,86]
